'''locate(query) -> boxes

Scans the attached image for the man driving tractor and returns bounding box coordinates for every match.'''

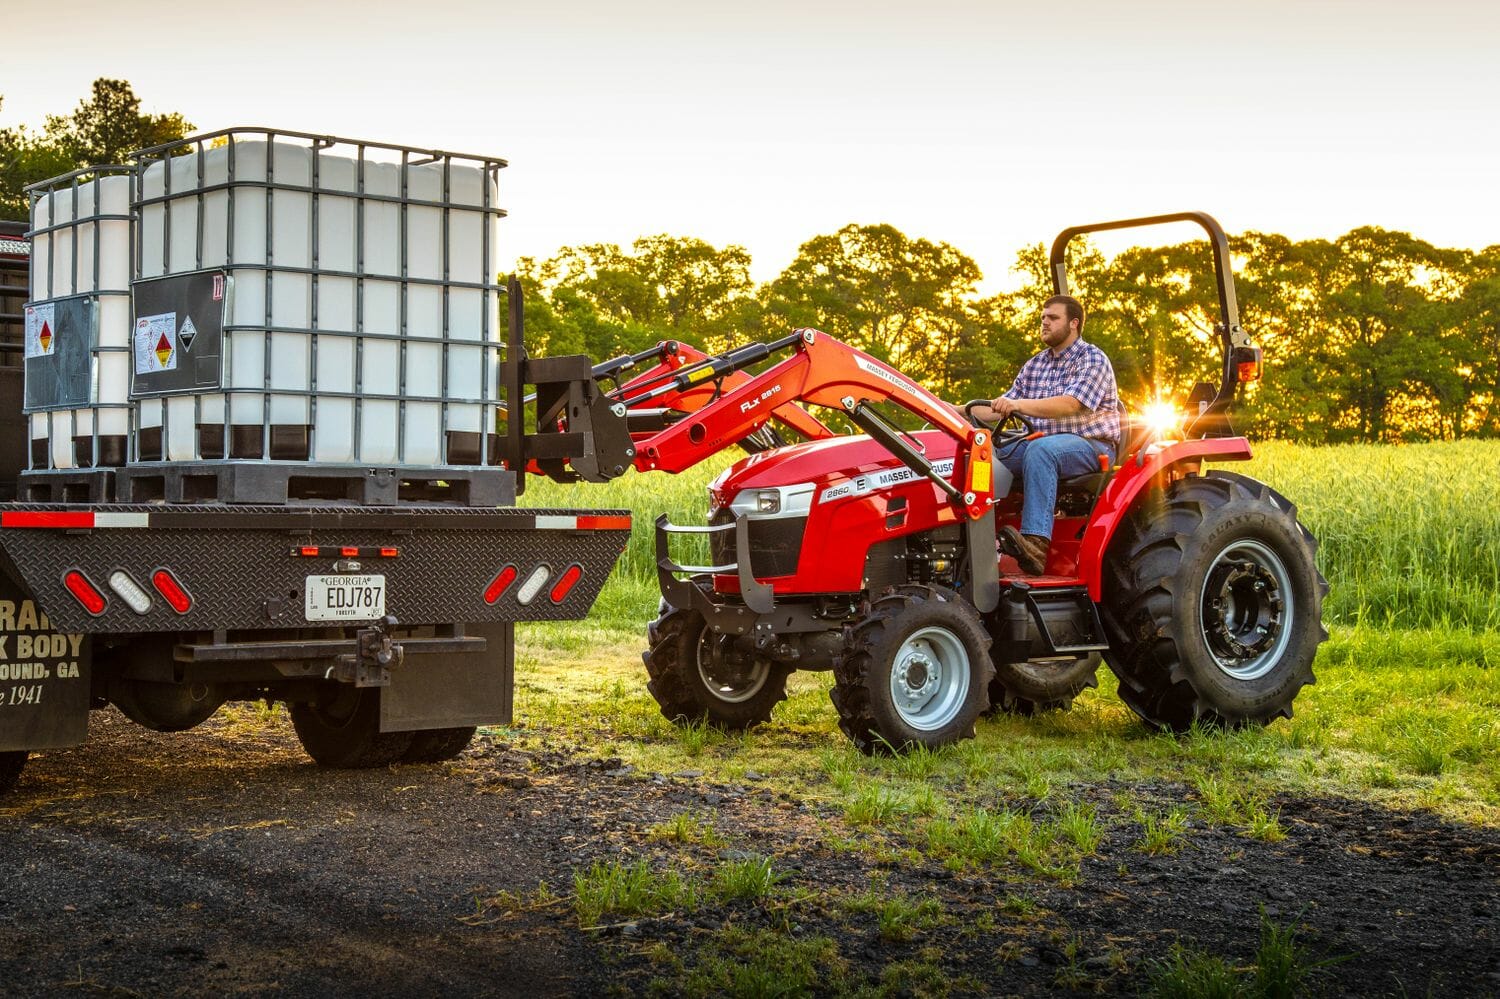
[971,294,1122,575]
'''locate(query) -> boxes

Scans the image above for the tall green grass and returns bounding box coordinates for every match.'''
[1235,440,1500,631]
[522,439,1500,634]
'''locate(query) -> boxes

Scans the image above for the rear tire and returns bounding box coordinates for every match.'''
[1101,471,1328,731]
[290,685,414,768]
[832,585,993,754]
[402,727,478,764]
[987,653,1101,716]
[0,751,26,795]
[643,584,791,730]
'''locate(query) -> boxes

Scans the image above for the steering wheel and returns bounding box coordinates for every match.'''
[963,399,1034,446]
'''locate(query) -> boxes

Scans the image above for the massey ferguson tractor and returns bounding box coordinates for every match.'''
[534,211,1328,752]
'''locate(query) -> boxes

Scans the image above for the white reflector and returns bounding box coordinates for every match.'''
[516,565,552,606]
[107,570,153,615]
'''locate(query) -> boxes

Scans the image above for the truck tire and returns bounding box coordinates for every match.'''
[1101,471,1328,731]
[402,727,477,764]
[290,685,415,768]
[643,589,790,731]
[832,585,994,754]
[987,653,1101,716]
[0,751,26,795]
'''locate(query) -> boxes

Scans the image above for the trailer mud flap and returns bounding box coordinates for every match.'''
[0,570,90,751]
[380,620,513,732]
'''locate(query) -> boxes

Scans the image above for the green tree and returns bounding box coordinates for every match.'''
[524,235,755,344]
[764,223,982,394]
[1,80,191,221]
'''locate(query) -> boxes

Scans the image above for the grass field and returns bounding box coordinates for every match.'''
[510,440,1500,993]
[515,439,1500,827]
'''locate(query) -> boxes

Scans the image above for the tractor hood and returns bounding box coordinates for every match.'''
[708,430,960,514]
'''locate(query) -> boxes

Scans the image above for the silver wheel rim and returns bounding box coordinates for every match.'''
[889,626,971,731]
[695,627,771,704]
[1200,538,1294,681]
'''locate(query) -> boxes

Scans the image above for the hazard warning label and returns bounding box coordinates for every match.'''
[24,303,56,359]
[134,312,178,374]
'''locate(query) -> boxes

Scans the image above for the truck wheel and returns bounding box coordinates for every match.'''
[643,599,791,731]
[290,685,415,768]
[832,585,994,754]
[0,751,26,795]
[987,653,1100,716]
[402,727,477,764]
[1102,471,1328,731]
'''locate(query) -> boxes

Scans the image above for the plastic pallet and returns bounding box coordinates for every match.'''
[112,462,515,507]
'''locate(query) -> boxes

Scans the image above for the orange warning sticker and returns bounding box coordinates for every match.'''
[24,303,56,359]
[134,312,178,374]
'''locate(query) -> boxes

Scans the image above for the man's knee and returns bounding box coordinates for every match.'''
[1021,440,1063,475]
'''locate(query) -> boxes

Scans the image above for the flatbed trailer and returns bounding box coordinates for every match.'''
[0,134,635,793]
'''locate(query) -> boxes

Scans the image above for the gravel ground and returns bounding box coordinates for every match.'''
[1,710,1497,997]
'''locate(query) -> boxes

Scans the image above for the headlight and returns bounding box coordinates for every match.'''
[728,483,816,518]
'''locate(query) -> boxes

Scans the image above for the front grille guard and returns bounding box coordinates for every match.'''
[654,514,775,625]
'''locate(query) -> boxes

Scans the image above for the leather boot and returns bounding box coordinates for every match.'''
[1000,526,1050,575]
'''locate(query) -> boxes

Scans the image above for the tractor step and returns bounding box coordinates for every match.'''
[1001,583,1110,656]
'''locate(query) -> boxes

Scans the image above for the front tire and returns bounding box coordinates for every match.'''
[643,590,791,731]
[290,685,414,768]
[1102,471,1328,731]
[0,751,26,795]
[832,585,994,753]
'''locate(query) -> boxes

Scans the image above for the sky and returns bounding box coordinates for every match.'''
[4,0,1498,290]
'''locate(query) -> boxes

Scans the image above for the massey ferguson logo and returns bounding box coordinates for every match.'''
[740,383,783,414]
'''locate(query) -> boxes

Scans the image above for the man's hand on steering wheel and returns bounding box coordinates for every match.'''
[963,399,1034,441]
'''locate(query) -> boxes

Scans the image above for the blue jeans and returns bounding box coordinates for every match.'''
[998,434,1114,539]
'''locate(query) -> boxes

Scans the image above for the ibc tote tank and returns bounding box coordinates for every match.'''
[24,167,133,470]
[131,129,504,471]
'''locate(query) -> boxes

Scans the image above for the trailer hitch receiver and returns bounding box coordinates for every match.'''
[330,614,406,687]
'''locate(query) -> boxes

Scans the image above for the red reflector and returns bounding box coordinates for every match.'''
[1237,361,1262,382]
[151,569,193,614]
[484,565,519,605]
[340,546,359,557]
[380,547,400,558]
[549,564,584,603]
[63,570,107,615]
[3,511,94,529]
[300,546,320,557]
[575,515,632,531]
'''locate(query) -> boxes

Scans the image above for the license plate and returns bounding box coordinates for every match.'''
[305,574,387,622]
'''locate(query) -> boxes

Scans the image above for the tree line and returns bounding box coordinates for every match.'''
[6,82,1496,444]
[516,227,1500,444]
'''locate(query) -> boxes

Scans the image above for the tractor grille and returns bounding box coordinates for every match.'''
[709,511,805,578]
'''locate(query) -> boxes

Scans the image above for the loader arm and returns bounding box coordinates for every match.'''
[632,329,995,523]
[612,340,836,443]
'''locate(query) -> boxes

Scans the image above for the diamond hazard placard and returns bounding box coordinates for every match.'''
[24,303,56,358]
[134,312,178,374]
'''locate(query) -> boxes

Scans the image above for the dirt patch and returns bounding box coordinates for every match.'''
[1,710,1497,997]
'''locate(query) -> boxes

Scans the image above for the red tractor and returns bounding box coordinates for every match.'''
[515,213,1327,752]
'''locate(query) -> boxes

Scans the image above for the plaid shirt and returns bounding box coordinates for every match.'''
[1003,338,1121,445]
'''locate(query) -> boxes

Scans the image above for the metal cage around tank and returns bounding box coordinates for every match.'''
[22,166,136,474]
[126,128,509,472]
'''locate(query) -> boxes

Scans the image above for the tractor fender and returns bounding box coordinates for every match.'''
[1078,437,1253,601]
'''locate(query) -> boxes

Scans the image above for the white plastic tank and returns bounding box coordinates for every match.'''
[26,170,133,469]
[133,132,502,467]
